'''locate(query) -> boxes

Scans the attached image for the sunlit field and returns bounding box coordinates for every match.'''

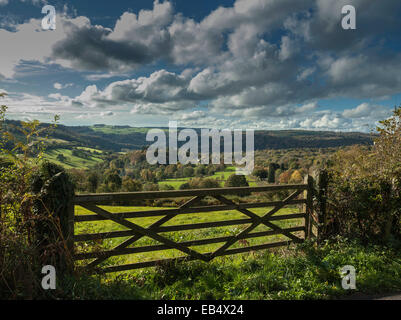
[74,204,304,272]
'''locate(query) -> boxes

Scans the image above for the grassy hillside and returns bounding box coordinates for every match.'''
[44,148,104,169]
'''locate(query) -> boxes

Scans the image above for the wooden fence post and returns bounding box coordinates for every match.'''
[316,169,328,244]
[32,164,75,274]
[304,175,314,240]
[67,199,75,264]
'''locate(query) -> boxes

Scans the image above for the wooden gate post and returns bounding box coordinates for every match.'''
[304,175,314,240]
[32,163,75,274]
[67,199,75,263]
[316,170,328,244]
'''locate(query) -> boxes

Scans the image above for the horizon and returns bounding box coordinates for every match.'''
[1,1,401,132]
[3,117,377,135]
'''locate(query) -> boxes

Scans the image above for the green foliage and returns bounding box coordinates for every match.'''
[327,106,401,243]
[121,177,142,192]
[225,174,249,187]
[252,168,268,180]
[179,177,221,189]
[0,103,73,299]
[55,238,401,300]
[268,163,277,183]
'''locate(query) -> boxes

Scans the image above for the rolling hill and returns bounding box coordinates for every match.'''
[4,120,374,153]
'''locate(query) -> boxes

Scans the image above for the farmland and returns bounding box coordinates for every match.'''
[43,148,104,169]
[158,166,259,189]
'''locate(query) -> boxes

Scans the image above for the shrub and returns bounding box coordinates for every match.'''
[0,105,73,299]
[183,177,221,189]
[225,174,249,187]
[252,168,268,180]
[326,107,401,243]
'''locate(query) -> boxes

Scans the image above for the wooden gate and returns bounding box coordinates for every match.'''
[72,179,315,274]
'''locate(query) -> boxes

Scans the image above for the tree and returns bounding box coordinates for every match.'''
[183,166,194,177]
[195,165,207,176]
[279,170,292,184]
[268,163,277,183]
[225,174,249,187]
[179,182,191,190]
[87,171,99,192]
[327,106,401,243]
[199,178,221,189]
[140,169,155,182]
[121,177,142,192]
[252,168,268,180]
[143,183,159,191]
[56,154,67,162]
[375,106,401,179]
[289,170,303,183]
[104,169,122,191]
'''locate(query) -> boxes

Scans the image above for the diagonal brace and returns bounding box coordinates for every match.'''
[84,196,203,267]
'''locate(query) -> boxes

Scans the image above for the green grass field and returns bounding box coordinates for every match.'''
[90,126,153,135]
[74,204,304,271]
[76,147,104,154]
[70,205,401,300]
[43,148,104,169]
[158,166,259,189]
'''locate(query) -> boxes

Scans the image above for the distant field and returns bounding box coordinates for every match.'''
[90,125,153,135]
[159,166,259,189]
[43,148,104,169]
[76,146,104,154]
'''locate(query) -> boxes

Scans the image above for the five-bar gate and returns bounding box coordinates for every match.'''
[72,180,315,274]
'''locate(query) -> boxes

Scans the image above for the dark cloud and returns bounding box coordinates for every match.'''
[3,0,401,131]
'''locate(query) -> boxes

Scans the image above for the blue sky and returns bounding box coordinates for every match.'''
[0,0,401,132]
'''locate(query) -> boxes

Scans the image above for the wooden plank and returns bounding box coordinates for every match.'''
[215,240,292,257]
[74,226,305,260]
[75,229,136,242]
[85,196,203,267]
[93,240,294,274]
[74,213,306,241]
[157,213,305,233]
[74,199,306,222]
[74,184,307,204]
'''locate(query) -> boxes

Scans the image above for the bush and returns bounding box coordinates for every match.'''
[0,105,73,299]
[225,174,249,187]
[185,177,221,189]
[252,168,268,180]
[326,106,401,243]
